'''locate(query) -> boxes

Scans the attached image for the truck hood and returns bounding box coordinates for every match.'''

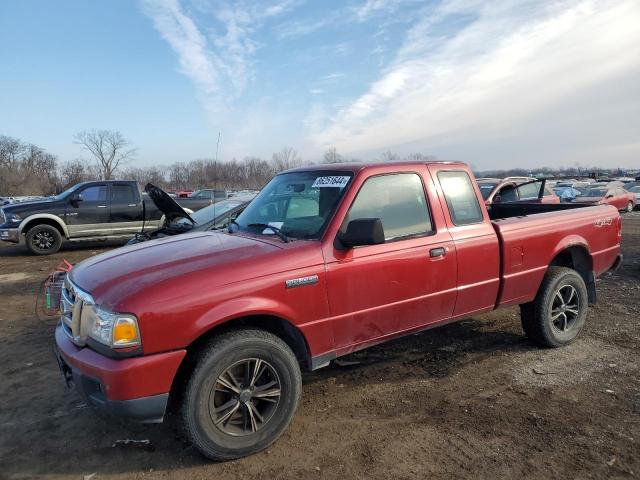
[70,231,285,310]
[1,197,58,214]
[145,183,195,224]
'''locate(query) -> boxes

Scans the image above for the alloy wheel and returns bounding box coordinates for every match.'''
[209,358,281,436]
[550,284,580,333]
[33,231,55,250]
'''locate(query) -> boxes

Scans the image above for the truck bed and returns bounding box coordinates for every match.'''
[488,202,591,220]
[490,203,620,307]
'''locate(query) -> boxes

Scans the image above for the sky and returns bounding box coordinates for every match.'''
[1,0,639,170]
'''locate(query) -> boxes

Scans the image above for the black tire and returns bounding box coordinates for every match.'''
[520,266,588,347]
[626,201,633,213]
[25,224,62,255]
[182,329,302,460]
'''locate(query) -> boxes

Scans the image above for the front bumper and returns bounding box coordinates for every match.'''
[54,324,186,423]
[0,227,19,243]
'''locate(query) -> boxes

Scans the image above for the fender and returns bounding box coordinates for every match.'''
[548,234,590,264]
[191,295,300,343]
[18,213,70,238]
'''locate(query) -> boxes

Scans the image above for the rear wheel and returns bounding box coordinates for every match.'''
[626,201,633,213]
[520,267,588,347]
[25,224,62,255]
[182,329,301,460]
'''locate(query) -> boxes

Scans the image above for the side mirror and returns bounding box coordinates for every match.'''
[338,218,385,249]
[70,193,83,206]
[606,194,614,199]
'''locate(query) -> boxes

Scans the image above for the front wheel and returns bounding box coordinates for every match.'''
[626,201,634,213]
[25,224,62,255]
[182,329,302,460]
[520,266,588,347]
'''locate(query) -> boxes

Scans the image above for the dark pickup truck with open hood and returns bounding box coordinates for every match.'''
[54,161,622,461]
[0,181,209,254]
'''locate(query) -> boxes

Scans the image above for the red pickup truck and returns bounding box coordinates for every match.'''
[54,161,622,460]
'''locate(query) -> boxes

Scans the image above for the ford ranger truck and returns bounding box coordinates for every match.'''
[54,161,622,460]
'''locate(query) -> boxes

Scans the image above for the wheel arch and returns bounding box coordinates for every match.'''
[548,243,596,304]
[19,214,69,238]
[166,313,312,414]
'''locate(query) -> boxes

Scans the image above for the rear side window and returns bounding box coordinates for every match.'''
[437,171,484,225]
[345,173,432,241]
[111,184,137,203]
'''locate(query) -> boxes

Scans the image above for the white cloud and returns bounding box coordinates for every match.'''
[141,0,220,99]
[141,0,300,113]
[276,17,329,40]
[353,0,422,22]
[310,0,640,168]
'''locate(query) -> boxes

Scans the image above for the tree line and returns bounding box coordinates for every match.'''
[1,130,630,197]
[1,131,355,196]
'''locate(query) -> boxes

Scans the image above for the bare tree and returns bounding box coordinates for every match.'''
[59,159,90,189]
[321,147,343,164]
[380,151,399,162]
[407,152,437,161]
[0,135,59,195]
[271,147,301,172]
[74,129,137,180]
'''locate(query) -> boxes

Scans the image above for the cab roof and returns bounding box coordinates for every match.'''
[284,160,467,174]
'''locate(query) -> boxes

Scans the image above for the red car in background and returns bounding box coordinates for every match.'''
[477,177,560,205]
[169,190,194,198]
[573,185,636,212]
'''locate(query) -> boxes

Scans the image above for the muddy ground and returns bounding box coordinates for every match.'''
[0,215,638,480]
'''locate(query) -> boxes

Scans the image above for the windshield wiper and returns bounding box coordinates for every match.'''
[247,223,291,243]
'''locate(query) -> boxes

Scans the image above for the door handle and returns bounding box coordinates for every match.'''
[97,205,108,208]
[128,204,137,207]
[429,247,446,258]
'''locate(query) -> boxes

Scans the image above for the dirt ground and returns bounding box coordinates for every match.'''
[0,215,638,480]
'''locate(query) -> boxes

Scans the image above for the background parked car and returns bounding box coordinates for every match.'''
[573,185,636,212]
[126,187,256,245]
[477,177,559,205]
[553,186,583,202]
[626,185,640,209]
[169,190,194,197]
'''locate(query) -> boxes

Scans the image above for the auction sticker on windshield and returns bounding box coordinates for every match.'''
[312,176,350,188]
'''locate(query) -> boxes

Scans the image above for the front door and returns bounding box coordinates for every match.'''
[65,183,110,237]
[324,170,457,350]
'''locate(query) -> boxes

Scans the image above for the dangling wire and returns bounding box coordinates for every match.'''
[35,259,73,323]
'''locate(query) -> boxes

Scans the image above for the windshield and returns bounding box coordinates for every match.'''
[232,171,353,240]
[478,183,498,200]
[176,199,243,226]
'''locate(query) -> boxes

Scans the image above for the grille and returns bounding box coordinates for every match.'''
[60,277,94,346]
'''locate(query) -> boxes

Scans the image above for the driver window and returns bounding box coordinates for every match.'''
[344,173,432,241]
[79,185,107,203]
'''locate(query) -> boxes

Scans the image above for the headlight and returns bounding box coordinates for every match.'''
[5,213,21,223]
[85,306,141,348]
